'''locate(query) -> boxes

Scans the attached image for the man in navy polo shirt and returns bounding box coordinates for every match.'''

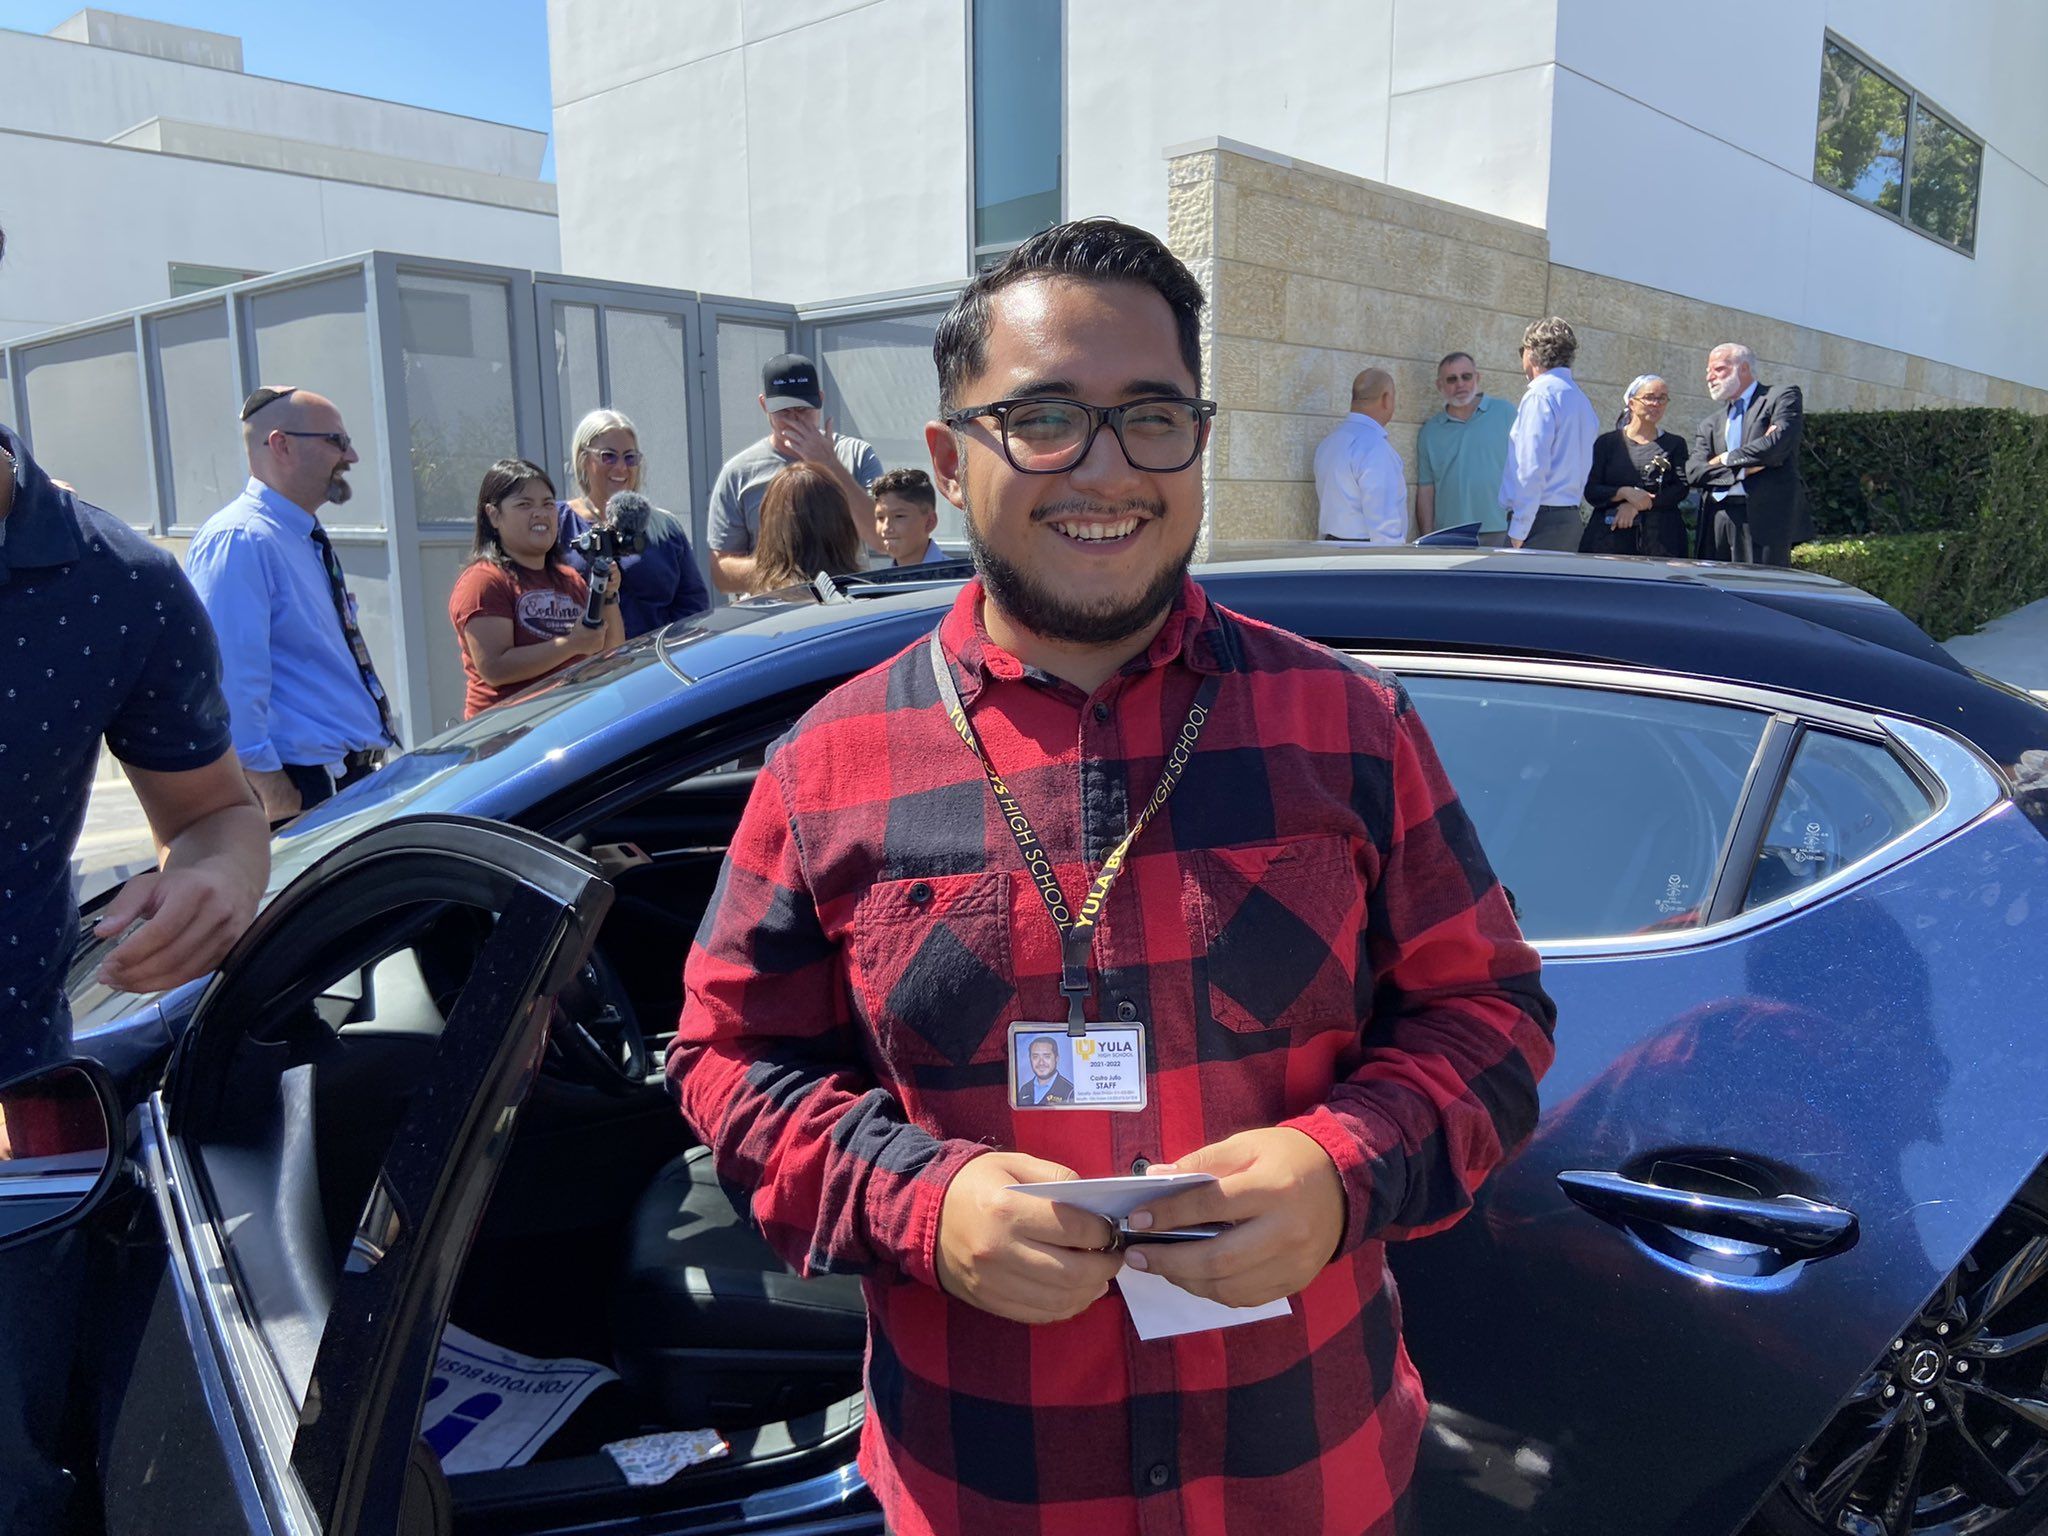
[0,424,269,1078]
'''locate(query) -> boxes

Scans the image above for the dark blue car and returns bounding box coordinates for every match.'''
[10,547,2048,1536]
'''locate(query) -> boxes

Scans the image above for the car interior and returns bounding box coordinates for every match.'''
[184,701,864,1535]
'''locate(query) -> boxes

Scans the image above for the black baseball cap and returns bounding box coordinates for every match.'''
[762,353,823,412]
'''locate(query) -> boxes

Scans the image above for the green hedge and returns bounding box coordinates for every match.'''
[1795,408,2048,638]
[1802,409,2045,537]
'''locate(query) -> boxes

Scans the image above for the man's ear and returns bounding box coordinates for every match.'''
[925,421,969,511]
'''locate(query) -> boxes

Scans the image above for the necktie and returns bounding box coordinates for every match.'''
[308,521,401,749]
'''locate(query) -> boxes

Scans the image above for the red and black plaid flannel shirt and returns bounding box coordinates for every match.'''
[671,577,1555,1536]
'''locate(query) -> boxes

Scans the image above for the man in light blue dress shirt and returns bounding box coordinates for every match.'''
[186,387,396,825]
[1499,318,1599,550]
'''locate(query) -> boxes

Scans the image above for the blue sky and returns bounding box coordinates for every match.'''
[1,1,556,176]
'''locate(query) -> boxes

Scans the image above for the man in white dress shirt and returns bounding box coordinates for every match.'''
[1313,368,1406,544]
[1499,318,1599,550]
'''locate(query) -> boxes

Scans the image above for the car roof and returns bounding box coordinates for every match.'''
[656,546,2048,769]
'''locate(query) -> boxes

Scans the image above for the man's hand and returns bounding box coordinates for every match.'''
[936,1151,1126,1325]
[246,766,301,822]
[1121,1128,1346,1309]
[95,862,261,994]
[773,412,840,469]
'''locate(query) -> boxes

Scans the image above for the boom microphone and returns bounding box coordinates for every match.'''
[604,490,653,551]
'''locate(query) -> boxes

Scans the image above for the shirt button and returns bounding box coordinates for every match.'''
[1130,1156,1150,1175]
[1146,1463,1170,1489]
[1116,1000,1138,1021]
[1092,701,1110,722]
[907,881,933,906]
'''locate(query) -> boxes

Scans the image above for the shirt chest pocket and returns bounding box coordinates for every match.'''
[847,870,1016,1070]
[1185,835,1362,1038]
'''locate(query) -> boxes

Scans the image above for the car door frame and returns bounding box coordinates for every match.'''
[105,815,610,1536]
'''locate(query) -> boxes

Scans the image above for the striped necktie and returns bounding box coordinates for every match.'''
[308,520,400,749]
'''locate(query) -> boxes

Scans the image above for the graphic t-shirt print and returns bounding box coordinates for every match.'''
[516,584,582,641]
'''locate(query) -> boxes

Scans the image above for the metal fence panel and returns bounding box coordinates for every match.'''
[17,324,154,529]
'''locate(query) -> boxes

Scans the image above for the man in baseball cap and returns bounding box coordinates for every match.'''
[705,352,888,593]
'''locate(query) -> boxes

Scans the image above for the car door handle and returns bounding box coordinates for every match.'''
[1557,1169,1857,1257]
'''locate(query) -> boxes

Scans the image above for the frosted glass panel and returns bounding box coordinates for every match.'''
[400,273,517,527]
[552,302,601,491]
[816,310,948,536]
[245,272,382,530]
[715,319,787,461]
[417,540,475,735]
[602,307,691,529]
[151,302,244,530]
[330,537,401,738]
[20,326,153,529]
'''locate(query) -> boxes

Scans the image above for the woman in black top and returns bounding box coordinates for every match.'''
[1580,374,1691,558]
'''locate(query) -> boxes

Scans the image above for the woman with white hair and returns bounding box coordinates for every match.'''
[1579,375,1692,558]
[557,407,712,637]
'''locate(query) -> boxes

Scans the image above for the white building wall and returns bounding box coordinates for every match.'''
[0,133,560,340]
[1055,0,1561,254]
[549,0,969,301]
[0,24,546,178]
[0,20,559,341]
[1548,0,2048,390]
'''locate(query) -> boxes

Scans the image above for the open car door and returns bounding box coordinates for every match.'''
[95,815,610,1535]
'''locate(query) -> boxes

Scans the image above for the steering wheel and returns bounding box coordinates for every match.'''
[546,946,655,1091]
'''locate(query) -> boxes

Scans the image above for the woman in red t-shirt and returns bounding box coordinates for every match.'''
[448,459,623,718]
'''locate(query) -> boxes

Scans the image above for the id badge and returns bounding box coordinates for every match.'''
[1007,1021,1147,1112]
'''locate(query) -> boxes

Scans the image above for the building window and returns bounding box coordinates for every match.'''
[971,0,1062,261]
[1813,36,1981,254]
[168,262,265,298]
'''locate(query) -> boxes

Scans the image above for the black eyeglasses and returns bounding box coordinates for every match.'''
[276,429,353,453]
[942,395,1217,474]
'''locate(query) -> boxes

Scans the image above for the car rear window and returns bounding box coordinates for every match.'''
[1403,675,1769,941]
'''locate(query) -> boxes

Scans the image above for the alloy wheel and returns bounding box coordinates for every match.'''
[1772,1198,2048,1536]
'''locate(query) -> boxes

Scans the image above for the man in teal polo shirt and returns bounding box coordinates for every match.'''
[1415,352,1515,545]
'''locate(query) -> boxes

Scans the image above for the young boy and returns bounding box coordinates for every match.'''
[871,467,949,566]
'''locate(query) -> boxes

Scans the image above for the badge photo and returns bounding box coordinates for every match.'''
[1007,1023,1147,1112]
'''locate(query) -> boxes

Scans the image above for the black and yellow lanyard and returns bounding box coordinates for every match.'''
[926,628,1220,1037]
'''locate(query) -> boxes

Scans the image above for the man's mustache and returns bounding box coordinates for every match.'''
[1029,497,1165,524]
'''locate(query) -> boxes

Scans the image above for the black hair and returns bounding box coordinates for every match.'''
[871,466,937,510]
[932,218,1205,410]
[469,458,560,567]
[1437,351,1477,373]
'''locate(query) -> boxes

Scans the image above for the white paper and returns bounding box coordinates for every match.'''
[1005,1170,1217,1220]
[604,1429,730,1486]
[1115,1267,1293,1341]
[423,1325,618,1474]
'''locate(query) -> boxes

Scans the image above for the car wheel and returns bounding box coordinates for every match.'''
[1756,1177,2048,1536]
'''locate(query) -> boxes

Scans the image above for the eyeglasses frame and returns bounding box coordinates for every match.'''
[941,395,1218,475]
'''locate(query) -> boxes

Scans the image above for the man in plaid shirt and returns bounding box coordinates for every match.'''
[671,220,1556,1536]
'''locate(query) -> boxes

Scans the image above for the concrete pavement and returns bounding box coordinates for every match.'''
[1942,597,2048,701]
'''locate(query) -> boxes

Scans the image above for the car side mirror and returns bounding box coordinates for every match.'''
[0,1060,120,1249]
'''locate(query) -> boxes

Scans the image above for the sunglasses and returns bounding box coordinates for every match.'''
[584,448,643,469]
[276,429,353,453]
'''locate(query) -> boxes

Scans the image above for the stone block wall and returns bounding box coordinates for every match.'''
[1167,139,2048,544]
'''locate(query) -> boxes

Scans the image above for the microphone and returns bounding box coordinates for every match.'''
[580,492,656,627]
[604,491,653,552]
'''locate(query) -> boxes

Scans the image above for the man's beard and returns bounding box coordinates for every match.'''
[965,496,1194,647]
[1707,376,1741,404]
[325,471,352,506]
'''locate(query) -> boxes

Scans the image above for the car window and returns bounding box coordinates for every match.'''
[1401,675,1768,941]
[1743,730,1936,910]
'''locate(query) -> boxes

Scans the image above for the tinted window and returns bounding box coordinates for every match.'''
[1744,731,1934,910]
[1403,677,1767,941]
